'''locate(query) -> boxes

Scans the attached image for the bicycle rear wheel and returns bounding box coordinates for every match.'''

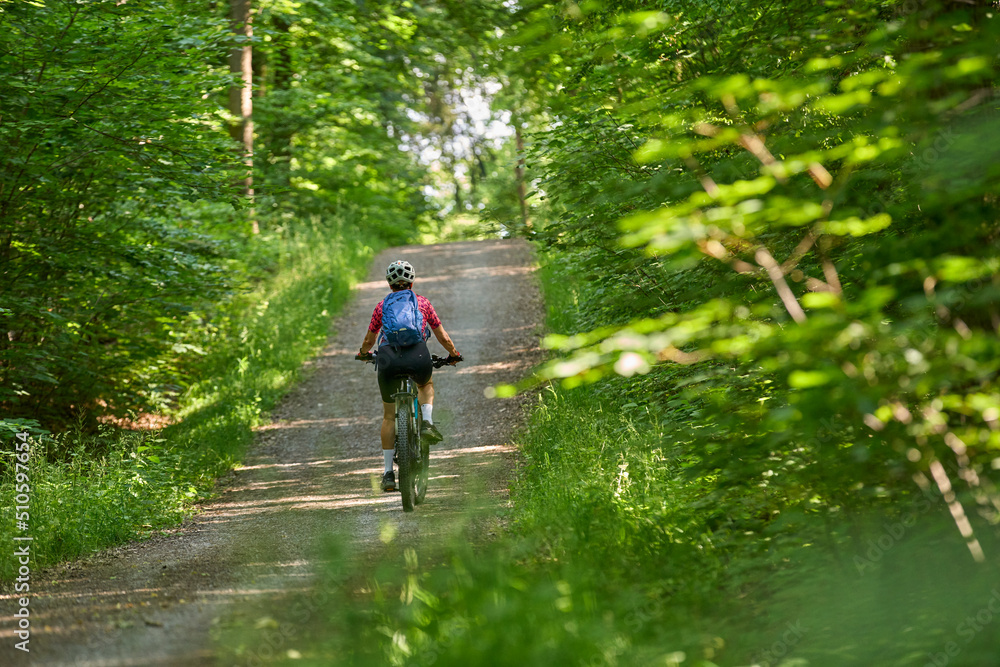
[396,391,417,512]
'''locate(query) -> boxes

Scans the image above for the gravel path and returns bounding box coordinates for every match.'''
[1,239,544,666]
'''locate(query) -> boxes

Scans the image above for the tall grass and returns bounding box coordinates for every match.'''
[0,221,376,580]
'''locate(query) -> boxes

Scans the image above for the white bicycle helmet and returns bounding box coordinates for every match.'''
[386,260,415,286]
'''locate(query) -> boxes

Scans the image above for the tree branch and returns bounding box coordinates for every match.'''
[755,246,807,323]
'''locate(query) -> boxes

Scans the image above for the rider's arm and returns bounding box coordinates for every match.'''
[360,329,378,354]
[431,325,460,358]
[421,298,458,358]
[361,303,382,354]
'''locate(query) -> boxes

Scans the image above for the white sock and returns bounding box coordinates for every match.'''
[421,404,433,424]
[383,449,394,473]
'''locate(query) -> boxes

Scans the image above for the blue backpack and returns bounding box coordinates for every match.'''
[381,290,425,348]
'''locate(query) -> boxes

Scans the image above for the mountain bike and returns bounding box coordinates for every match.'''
[357,351,461,512]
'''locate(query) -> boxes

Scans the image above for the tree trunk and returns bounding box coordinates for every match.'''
[228,0,256,233]
[266,13,294,192]
[514,122,531,233]
[452,152,463,213]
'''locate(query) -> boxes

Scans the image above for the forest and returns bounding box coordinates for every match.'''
[2,0,1000,665]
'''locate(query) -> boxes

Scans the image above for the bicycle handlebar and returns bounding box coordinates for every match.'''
[355,351,463,367]
[432,354,463,368]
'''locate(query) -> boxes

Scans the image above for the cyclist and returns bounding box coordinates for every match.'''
[357,260,461,492]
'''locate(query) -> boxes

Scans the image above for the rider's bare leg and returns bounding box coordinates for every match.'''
[417,379,435,423]
[381,402,395,450]
[417,378,433,405]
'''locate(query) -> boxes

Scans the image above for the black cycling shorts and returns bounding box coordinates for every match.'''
[376,341,432,403]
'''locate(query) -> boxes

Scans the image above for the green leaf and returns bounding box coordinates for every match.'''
[801,292,840,309]
[820,213,892,237]
[788,369,839,389]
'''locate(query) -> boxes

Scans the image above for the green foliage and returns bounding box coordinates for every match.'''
[252,0,512,240]
[491,378,1000,666]
[0,0,239,425]
[507,0,1000,556]
[253,0,432,241]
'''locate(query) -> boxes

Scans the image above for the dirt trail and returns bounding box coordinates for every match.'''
[2,239,544,666]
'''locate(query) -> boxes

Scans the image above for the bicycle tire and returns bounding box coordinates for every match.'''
[396,389,416,512]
